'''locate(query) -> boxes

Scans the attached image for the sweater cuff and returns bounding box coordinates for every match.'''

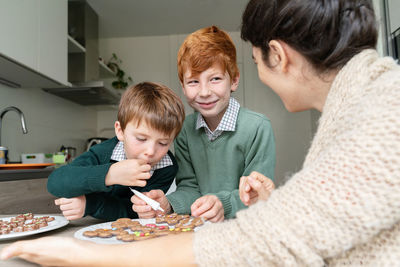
[87,163,113,192]
[84,194,98,217]
[166,193,191,214]
[214,192,232,217]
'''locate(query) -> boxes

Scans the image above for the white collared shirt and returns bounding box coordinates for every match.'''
[196,97,240,141]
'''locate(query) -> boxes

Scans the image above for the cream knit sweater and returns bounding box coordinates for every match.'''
[194,50,400,266]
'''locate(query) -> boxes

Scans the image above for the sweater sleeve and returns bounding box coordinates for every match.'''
[214,116,276,218]
[47,150,112,198]
[166,127,202,214]
[194,104,400,266]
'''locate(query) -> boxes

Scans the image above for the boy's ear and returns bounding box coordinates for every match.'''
[114,121,124,141]
[230,73,240,92]
[268,40,288,73]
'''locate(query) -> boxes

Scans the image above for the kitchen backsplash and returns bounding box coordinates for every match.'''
[0,84,98,162]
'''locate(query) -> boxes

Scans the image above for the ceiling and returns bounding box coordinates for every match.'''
[86,0,248,38]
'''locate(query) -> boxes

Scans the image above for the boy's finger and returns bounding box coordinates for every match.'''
[54,198,71,206]
[132,204,152,213]
[130,195,146,205]
[190,197,204,210]
[65,215,78,221]
[61,209,77,217]
[197,209,214,221]
[191,201,212,217]
[136,158,148,165]
[198,206,223,222]
[139,163,151,171]
[58,204,71,211]
[190,203,201,216]
[139,172,152,180]
[138,211,156,219]
[147,190,163,199]
[134,172,151,181]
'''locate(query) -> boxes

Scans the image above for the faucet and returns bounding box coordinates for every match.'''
[0,106,28,146]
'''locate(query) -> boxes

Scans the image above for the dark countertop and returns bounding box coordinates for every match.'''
[0,167,55,182]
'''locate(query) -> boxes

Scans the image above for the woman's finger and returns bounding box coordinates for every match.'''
[248,176,271,201]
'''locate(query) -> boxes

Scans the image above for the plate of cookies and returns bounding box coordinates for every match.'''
[74,213,207,244]
[0,213,69,241]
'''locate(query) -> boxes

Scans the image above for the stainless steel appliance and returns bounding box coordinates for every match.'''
[86,137,108,151]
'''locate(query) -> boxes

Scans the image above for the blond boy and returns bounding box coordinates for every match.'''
[47,82,185,221]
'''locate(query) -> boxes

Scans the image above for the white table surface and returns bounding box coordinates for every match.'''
[0,214,104,267]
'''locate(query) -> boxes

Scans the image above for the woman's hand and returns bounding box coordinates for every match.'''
[0,237,99,266]
[239,171,275,206]
[1,234,197,267]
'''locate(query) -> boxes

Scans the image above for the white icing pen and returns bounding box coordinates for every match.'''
[130,188,165,212]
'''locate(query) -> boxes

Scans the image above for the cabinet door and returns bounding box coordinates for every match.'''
[0,0,39,70]
[38,0,68,85]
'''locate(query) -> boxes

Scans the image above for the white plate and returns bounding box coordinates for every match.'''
[0,215,69,241]
[75,218,204,244]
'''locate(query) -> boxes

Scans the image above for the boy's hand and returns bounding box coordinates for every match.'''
[105,159,151,187]
[191,195,224,222]
[54,196,86,220]
[131,190,171,218]
[239,171,275,206]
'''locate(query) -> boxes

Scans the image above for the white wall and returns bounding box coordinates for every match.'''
[373,0,386,56]
[99,32,315,186]
[388,0,400,33]
[0,85,97,162]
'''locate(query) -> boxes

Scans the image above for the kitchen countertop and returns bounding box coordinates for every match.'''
[0,215,105,266]
[0,167,55,182]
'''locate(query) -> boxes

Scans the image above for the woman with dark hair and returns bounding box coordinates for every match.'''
[1,0,400,266]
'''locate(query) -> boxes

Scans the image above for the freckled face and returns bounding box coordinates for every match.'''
[181,64,239,129]
[115,120,173,166]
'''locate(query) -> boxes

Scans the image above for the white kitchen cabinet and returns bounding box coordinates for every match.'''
[38,0,68,85]
[0,0,39,71]
[0,0,68,87]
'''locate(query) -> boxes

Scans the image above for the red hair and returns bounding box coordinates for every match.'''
[177,26,239,83]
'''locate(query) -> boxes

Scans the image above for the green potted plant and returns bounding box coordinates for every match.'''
[107,53,133,89]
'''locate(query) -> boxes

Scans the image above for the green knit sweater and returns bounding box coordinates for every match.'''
[47,137,177,221]
[167,108,276,219]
